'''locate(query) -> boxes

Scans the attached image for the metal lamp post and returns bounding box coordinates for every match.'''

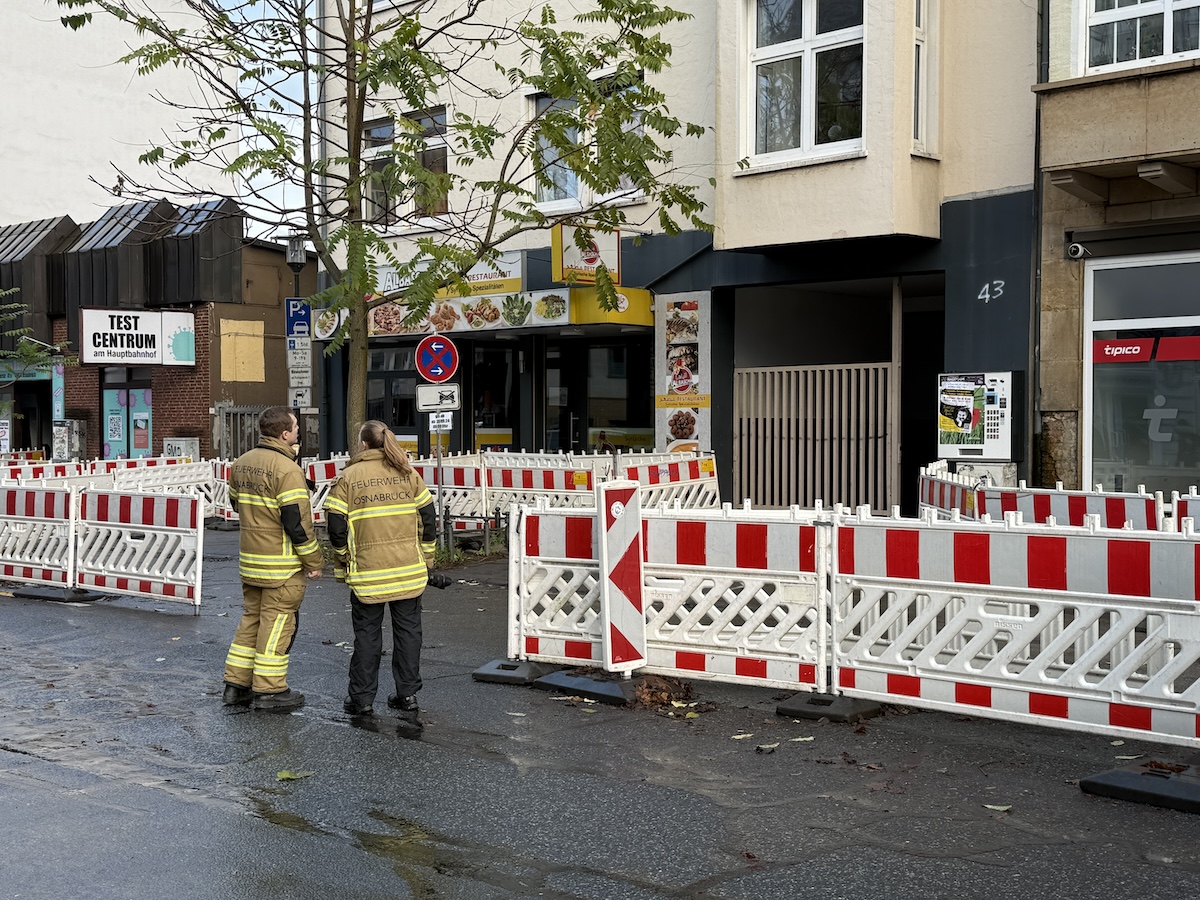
[286,231,306,297]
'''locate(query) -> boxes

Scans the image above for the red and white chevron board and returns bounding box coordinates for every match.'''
[918,475,974,517]
[80,491,200,529]
[836,518,1200,599]
[598,481,646,671]
[413,464,481,487]
[622,458,716,485]
[838,667,1199,746]
[643,518,819,572]
[975,488,1161,530]
[522,512,597,560]
[488,467,593,491]
[0,487,72,519]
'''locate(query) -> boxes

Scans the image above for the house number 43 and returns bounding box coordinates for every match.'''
[978,280,1005,303]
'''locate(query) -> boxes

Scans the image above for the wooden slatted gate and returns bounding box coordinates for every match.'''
[733,363,897,511]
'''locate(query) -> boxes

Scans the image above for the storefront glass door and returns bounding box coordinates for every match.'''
[102,387,153,459]
[545,338,653,452]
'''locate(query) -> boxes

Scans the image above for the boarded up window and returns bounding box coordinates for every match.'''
[220,318,264,382]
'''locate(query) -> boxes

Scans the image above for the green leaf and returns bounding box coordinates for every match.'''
[276,770,314,781]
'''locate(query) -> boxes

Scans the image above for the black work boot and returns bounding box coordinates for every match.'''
[222,682,254,706]
[343,698,375,716]
[387,694,419,712]
[252,689,305,712]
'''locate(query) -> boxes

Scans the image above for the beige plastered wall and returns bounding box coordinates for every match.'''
[713,0,1036,251]
[317,0,718,269]
[1037,49,1200,486]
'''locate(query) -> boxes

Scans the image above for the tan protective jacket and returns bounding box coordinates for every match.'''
[229,436,323,586]
[325,449,435,602]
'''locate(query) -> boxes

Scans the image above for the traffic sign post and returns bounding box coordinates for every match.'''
[416,335,459,384]
[417,383,461,412]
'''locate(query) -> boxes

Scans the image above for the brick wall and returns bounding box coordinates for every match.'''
[57,317,102,460]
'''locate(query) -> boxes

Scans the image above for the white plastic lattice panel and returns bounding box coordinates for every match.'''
[0,487,74,587]
[75,491,204,607]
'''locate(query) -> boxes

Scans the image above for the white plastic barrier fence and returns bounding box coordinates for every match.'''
[305,455,349,526]
[1171,489,1199,529]
[511,499,829,693]
[0,449,46,462]
[74,490,204,610]
[832,507,1200,747]
[212,459,236,523]
[111,460,216,517]
[0,462,85,481]
[88,456,188,475]
[0,487,75,589]
[918,464,1165,531]
[621,457,720,509]
[509,495,1200,747]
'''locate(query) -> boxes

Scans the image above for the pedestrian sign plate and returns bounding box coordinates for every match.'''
[416,335,459,384]
[429,411,453,432]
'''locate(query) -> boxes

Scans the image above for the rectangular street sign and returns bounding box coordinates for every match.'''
[416,382,461,412]
[285,299,310,337]
[288,365,312,388]
[429,411,453,432]
[287,348,309,368]
[287,337,311,352]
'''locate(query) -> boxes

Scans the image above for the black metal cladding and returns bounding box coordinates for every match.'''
[147,198,243,306]
[0,216,80,348]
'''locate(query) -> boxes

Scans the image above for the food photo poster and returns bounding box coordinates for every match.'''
[655,291,710,453]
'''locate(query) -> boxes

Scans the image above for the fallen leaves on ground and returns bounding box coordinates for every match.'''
[277,770,314,781]
[755,742,780,754]
[983,804,1012,812]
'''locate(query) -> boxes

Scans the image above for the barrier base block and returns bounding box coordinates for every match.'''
[776,692,882,723]
[472,659,563,685]
[1080,760,1200,814]
[12,585,106,603]
[532,669,640,705]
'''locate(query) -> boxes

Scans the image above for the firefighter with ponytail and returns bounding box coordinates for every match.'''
[325,420,450,717]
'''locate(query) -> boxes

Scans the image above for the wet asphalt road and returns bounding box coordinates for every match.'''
[2,527,1200,899]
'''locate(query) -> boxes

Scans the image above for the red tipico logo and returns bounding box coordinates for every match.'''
[582,241,600,266]
[1093,339,1153,363]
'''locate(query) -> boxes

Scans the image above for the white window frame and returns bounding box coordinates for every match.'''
[1082,0,1200,75]
[739,0,866,172]
[362,105,450,233]
[1081,249,1200,489]
[529,78,649,216]
[912,0,938,155]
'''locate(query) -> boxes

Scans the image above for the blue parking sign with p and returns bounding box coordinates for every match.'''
[286,298,310,337]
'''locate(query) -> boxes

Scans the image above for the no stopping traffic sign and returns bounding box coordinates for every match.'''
[415,334,459,383]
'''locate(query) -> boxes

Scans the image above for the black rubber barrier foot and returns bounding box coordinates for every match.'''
[532,669,641,705]
[471,659,564,685]
[1080,759,1200,814]
[776,692,882,723]
[12,586,106,603]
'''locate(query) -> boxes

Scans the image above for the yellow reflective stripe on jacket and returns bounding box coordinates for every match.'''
[414,488,432,505]
[348,503,422,521]
[235,494,281,509]
[325,495,348,515]
[278,487,308,505]
[225,643,255,671]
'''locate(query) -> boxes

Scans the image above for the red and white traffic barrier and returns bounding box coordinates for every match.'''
[0,487,74,588]
[597,481,647,671]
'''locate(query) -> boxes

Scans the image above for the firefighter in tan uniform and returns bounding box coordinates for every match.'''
[326,420,448,717]
[222,406,323,711]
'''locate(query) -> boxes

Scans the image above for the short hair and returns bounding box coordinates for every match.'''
[259,406,295,438]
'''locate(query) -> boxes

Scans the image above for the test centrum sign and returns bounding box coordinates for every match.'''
[80,308,196,366]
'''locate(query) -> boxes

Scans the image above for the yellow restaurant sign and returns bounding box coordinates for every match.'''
[378,251,523,300]
[551,225,621,285]
[569,286,653,326]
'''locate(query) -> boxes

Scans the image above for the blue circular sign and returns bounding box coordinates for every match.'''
[415,334,460,384]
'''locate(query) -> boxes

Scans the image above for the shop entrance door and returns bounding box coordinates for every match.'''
[102,388,153,459]
[545,338,653,452]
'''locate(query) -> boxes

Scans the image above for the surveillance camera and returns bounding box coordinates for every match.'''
[1066,242,1089,260]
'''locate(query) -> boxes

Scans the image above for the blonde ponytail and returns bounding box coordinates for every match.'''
[358,420,413,476]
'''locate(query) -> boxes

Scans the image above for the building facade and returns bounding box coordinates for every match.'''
[1037,0,1200,497]
[319,1,1040,511]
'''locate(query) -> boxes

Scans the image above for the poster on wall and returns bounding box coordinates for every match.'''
[655,292,711,452]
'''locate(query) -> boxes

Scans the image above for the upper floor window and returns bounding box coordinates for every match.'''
[747,0,864,163]
[363,106,449,227]
[533,95,580,206]
[1087,0,1200,72]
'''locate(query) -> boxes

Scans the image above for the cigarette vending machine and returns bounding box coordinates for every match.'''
[936,371,1022,462]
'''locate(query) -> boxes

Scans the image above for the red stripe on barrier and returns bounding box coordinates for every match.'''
[648,467,660,485]
[1110,703,1152,731]
[502,469,514,488]
[142,496,156,526]
[688,460,700,479]
[677,521,706,566]
[1000,492,1017,514]
[642,520,650,562]
[736,523,768,570]
[1068,495,1088,526]
[839,528,855,574]
[888,673,921,697]
[1027,535,1067,591]
[564,517,593,560]
[1033,493,1052,523]
[1109,540,1150,597]
[956,683,992,707]
[676,651,706,671]
[735,657,767,679]
[886,530,920,579]
[525,516,540,556]
[543,470,554,489]
[799,526,816,573]
[565,640,594,660]
[526,637,539,655]
[1105,497,1126,528]
[838,667,856,689]
[1029,692,1068,718]
[954,532,990,585]
[800,664,817,684]
[522,470,534,489]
